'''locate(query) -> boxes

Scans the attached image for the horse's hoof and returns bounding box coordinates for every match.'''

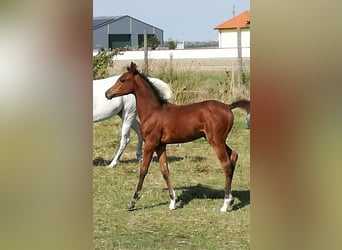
[227,200,234,211]
[127,201,136,211]
[220,198,234,212]
[226,198,234,211]
[169,191,177,210]
[107,163,118,168]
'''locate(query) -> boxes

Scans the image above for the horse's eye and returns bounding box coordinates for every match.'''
[119,78,126,83]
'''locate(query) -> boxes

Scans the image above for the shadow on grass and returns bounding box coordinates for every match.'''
[124,184,249,212]
[128,201,170,211]
[93,157,111,166]
[93,157,139,166]
[176,184,250,211]
[93,155,188,167]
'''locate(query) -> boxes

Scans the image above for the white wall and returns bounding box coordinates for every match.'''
[241,30,250,48]
[218,29,250,49]
[219,31,237,48]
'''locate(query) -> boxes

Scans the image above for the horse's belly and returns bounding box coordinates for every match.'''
[161,127,204,144]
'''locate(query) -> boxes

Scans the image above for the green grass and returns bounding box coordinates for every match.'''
[93,69,250,249]
[93,108,250,249]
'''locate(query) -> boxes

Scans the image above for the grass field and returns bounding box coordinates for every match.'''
[93,70,250,249]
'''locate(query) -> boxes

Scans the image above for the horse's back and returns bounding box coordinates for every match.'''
[147,100,234,144]
[163,100,231,118]
[93,76,120,103]
[93,75,124,122]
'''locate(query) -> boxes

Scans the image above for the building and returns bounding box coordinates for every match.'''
[214,11,250,49]
[93,15,163,49]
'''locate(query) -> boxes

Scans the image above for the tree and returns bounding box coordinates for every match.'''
[147,36,160,50]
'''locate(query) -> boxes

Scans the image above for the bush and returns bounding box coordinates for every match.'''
[167,40,176,50]
[147,36,160,50]
[93,48,120,80]
[241,71,250,89]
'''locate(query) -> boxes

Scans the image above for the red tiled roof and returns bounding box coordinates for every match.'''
[214,11,250,29]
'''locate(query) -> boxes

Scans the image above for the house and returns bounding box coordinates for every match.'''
[93,15,163,49]
[214,11,250,49]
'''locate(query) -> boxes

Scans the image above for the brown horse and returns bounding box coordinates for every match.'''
[105,62,250,212]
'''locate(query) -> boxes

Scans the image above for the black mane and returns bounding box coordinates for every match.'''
[126,62,169,105]
[137,71,169,105]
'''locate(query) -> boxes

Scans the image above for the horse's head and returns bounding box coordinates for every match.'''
[105,62,138,100]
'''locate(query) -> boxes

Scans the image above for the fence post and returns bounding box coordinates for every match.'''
[237,27,243,88]
[143,30,148,74]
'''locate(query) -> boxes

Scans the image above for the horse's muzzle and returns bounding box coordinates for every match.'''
[105,91,114,100]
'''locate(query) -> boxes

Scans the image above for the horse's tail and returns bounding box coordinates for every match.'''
[229,99,250,114]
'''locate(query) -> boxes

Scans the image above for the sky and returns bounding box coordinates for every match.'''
[93,0,250,42]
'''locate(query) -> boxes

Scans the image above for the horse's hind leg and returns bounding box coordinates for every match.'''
[131,118,143,162]
[221,145,238,212]
[212,142,238,212]
[155,144,176,210]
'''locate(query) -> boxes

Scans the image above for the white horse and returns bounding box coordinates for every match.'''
[93,75,173,168]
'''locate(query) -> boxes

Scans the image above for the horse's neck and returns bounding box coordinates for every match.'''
[134,77,162,121]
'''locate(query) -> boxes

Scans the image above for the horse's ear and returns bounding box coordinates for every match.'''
[128,62,138,74]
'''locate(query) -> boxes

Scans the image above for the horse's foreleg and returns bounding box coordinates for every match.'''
[213,143,238,212]
[155,144,176,210]
[108,116,131,168]
[131,118,143,162]
[128,143,155,211]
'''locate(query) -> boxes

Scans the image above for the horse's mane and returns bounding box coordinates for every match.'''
[128,65,169,105]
